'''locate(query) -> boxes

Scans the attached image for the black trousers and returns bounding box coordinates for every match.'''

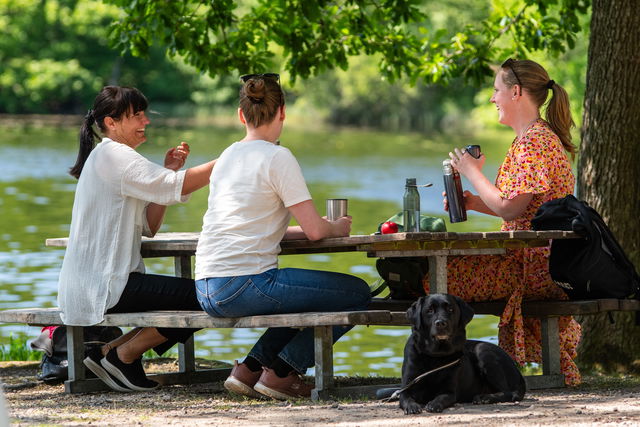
[107,272,201,355]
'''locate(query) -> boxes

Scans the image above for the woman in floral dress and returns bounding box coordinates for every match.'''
[424,59,581,385]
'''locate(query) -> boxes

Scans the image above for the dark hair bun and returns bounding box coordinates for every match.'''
[245,80,266,103]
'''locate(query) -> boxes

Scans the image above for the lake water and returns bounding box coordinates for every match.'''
[0,118,505,377]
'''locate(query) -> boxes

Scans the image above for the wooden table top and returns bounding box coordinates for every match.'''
[45,230,579,256]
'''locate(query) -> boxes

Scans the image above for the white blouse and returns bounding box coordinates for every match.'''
[57,138,188,325]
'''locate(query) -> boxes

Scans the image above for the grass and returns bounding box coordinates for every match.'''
[0,334,42,361]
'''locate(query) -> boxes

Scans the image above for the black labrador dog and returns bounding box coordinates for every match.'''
[399,294,526,414]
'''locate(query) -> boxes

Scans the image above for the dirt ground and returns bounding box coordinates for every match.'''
[3,360,640,426]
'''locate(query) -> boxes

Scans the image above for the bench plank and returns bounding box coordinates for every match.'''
[369,298,639,317]
[0,308,409,328]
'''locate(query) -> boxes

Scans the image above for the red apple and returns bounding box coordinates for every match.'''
[381,221,399,234]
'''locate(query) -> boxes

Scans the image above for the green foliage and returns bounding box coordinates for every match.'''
[0,0,209,114]
[291,54,478,134]
[0,334,41,361]
[107,0,591,87]
[108,0,425,83]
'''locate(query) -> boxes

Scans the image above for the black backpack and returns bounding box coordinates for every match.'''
[375,257,428,300]
[31,325,122,384]
[531,195,640,300]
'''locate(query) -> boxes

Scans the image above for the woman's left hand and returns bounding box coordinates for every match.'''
[449,147,485,177]
[165,142,190,171]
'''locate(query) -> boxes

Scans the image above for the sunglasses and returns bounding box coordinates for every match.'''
[501,58,523,91]
[240,73,280,83]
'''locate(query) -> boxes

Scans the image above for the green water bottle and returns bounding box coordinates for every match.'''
[403,178,420,232]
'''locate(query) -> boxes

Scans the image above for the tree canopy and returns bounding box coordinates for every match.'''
[108,0,590,85]
[0,0,208,114]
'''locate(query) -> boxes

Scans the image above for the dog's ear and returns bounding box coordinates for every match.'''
[406,296,426,329]
[453,295,474,326]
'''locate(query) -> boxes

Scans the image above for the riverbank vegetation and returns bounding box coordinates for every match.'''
[0,0,587,136]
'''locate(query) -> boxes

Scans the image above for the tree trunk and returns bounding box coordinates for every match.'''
[577,0,640,372]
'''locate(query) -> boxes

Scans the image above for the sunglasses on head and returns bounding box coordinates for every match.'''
[240,73,280,83]
[501,58,523,92]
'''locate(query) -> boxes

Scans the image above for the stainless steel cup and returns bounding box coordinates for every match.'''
[326,199,348,221]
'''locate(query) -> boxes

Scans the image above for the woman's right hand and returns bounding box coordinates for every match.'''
[449,147,485,178]
[330,215,352,237]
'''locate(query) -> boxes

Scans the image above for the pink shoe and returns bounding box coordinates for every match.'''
[223,361,263,398]
[253,367,314,400]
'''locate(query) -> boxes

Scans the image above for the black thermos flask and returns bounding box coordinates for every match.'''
[443,159,467,223]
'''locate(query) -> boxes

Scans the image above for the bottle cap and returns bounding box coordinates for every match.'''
[406,178,416,185]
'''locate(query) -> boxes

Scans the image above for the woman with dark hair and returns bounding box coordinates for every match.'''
[58,86,215,392]
[195,74,371,400]
[427,59,581,385]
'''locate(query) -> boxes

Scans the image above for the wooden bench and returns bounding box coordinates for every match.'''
[370,297,640,389]
[0,307,408,399]
[3,298,636,398]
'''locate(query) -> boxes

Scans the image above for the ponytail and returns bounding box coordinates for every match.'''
[69,110,98,179]
[545,82,576,157]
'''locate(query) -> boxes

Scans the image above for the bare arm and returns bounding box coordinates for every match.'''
[146,160,216,234]
[284,199,351,241]
[182,159,216,195]
[450,148,532,221]
[145,203,167,236]
[145,144,216,234]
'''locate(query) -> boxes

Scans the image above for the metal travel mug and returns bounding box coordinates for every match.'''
[465,144,481,159]
[326,199,348,221]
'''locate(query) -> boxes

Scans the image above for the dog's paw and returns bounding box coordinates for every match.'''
[472,394,498,405]
[402,402,424,415]
[472,395,489,405]
[425,401,444,413]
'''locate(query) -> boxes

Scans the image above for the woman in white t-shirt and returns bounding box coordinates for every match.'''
[58,86,215,392]
[195,74,371,400]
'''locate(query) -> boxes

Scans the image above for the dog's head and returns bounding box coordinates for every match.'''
[406,293,474,355]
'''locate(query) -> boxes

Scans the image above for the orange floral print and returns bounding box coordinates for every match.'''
[424,119,581,386]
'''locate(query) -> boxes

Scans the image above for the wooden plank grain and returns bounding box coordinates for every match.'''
[0,308,63,325]
[0,309,401,329]
[46,230,582,255]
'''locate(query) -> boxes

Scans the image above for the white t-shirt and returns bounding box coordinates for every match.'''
[58,138,188,325]
[195,140,311,279]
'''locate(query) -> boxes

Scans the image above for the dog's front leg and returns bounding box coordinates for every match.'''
[425,393,456,413]
[399,392,424,415]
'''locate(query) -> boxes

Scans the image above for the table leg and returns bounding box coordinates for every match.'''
[312,325,334,401]
[427,255,448,294]
[174,255,192,278]
[174,254,196,375]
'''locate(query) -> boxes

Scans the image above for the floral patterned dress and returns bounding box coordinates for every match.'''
[423,119,582,385]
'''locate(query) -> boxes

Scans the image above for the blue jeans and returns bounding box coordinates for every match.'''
[196,268,371,374]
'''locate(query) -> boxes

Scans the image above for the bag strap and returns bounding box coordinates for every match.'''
[369,278,389,298]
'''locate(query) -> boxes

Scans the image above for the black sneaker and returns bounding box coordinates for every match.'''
[83,347,131,392]
[101,348,159,392]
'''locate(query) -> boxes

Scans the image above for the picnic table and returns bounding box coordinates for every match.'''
[3,230,599,396]
[46,229,579,292]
